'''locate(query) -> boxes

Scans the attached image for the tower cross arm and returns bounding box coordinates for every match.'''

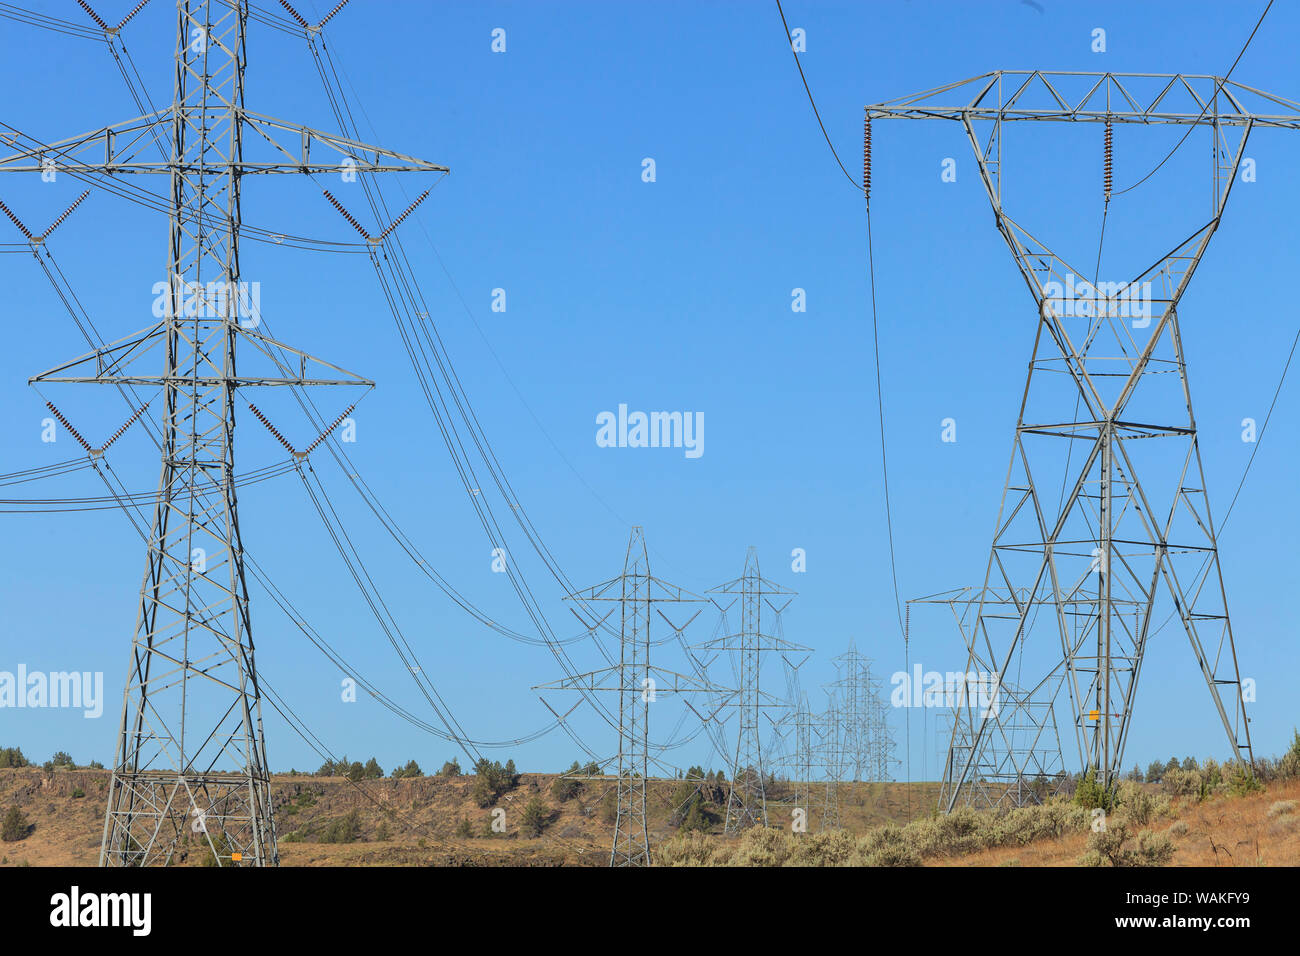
[866,72,1300,129]
[0,109,448,175]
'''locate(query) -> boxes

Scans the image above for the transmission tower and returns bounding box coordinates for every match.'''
[868,72,1300,808]
[1,1,443,865]
[536,528,708,866]
[816,695,843,831]
[769,690,816,829]
[866,683,896,783]
[699,548,808,832]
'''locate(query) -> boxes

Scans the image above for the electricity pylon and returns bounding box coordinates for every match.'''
[700,548,808,831]
[770,691,815,829]
[536,528,709,866]
[816,695,843,831]
[868,73,1300,809]
[1,1,444,865]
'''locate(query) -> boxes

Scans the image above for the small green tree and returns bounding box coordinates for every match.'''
[391,759,422,779]
[455,818,474,838]
[0,747,28,769]
[362,757,383,779]
[520,797,549,837]
[1073,768,1114,812]
[1,807,29,842]
[346,761,365,782]
[438,759,461,777]
[1145,760,1164,783]
[320,810,362,844]
[199,831,234,866]
[51,751,74,769]
[317,756,348,776]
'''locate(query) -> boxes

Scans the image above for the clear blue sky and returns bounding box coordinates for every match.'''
[1,0,1297,787]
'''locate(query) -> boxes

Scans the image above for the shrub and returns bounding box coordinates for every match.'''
[1,807,30,842]
[1227,764,1263,796]
[470,758,518,807]
[678,796,720,833]
[520,797,550,837]
[1169,820,1189,837]
[71,788,85,799]
[552,762,583,802]
[319,810,361,844]
[455,818,473,838]
[1162,767,1204,800]
[1073,769,1115,812]
[1115,781,1169,826]
[1267,800,1296,819]
[437,759,461,778]
[1079,821,1175,867]
[654,830,716,867]
[729,827,793,867]
[597,789,618,824]
[375,821,391,841]
[199,832,234,866]
[855,824,922,867]
[51,751,75,769]
[788,829,857,867]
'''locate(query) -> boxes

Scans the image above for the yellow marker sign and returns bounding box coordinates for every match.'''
[231,852,243,862]
[1087,709,1100,721]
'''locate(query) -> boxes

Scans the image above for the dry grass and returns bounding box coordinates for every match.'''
[5,767,1298,867]
[948,777,1300,867]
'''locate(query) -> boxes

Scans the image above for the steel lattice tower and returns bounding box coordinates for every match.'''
[816,695,842,831]
[1,0,443,865]
[769,690,816,827]
[868,73,1300,809]
[537,528,706,866]
[700,548,807,832]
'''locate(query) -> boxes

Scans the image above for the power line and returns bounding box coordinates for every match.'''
[1113,0,1273,196]
[774,0,859,191]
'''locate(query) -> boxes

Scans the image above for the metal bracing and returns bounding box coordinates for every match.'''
[535,528,709,866]
[870,71,1299,811]
[911,589,1070,809]
[2,1,443,866]
[699,548,808,832]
